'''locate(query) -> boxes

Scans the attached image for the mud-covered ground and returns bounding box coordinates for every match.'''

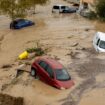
[0,0,105,105]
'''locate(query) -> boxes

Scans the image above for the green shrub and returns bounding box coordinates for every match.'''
[26,42,46,56]
[88,11,97,20]
[26,47,45,56]
[96,0,105,21]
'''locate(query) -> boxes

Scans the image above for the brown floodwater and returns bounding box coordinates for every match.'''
[0,0,105,105]
[94,21,105,32]
[79,85,105,105]
[79,88,105,105]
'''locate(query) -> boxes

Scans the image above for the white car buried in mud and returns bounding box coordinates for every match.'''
[93,32,105,52]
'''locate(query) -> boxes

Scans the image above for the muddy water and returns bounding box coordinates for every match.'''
[79,88,105,105]
[0,0,89,104]
[0,8,94,66]
[3,72,75,105]
[79,72,105,105]
[0,0,105,105]
[77,59,105,105]
[94,21,105,32]
[78,20,105,105]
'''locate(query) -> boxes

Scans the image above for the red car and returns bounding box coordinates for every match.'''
[31,57,74,89]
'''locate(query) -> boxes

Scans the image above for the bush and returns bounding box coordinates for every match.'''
[87,11,97,20]
[26,47,45,56]
[96,0,105,21]
[26,42,45,56]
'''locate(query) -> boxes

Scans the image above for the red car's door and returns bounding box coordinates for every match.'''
[36,60,55,86]
[36,61,49,83]
[44,64,56,86]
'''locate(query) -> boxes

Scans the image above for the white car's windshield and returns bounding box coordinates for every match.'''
[55,69,71,81]
[99,40,105,49]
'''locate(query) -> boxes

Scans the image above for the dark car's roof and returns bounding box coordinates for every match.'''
[16,19,25,21]
[13,19,27,23]
[37,57,63,70]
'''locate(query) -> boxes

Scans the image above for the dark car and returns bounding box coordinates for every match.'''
[10,19,35,29]
[62,6,77,13]
[31,57,74,89]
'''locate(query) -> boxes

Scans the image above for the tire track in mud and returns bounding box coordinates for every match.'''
[61,48,105,105]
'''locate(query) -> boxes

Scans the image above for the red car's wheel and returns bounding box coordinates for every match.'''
[31,68,36,77]
[31,68,39,79]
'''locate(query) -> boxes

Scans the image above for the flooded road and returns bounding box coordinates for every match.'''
[0,0,105,105]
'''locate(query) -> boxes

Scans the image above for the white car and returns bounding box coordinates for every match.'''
[52,5,65,13]
[93,32,105,52]
[52,5,77,13]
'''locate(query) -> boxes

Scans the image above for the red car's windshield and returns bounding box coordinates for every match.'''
[55,69,71,81]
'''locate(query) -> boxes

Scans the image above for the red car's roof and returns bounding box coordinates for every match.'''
[38,57,63,70]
